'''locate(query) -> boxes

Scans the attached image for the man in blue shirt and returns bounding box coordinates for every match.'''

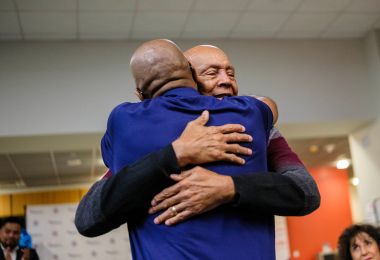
[148,44,320,227]
[101,39,274,259]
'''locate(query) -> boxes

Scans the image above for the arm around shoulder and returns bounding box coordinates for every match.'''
[268,129,320,215]
[75,145,179,237]
[231,128,320,216]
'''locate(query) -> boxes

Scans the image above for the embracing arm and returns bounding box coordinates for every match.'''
[231,128,320,216]
[75,111,253,237]
[247,127,320,216]
[232,168,319,216]
[75,145,178,237]
[234,99,319,215]
[149,97,319,225]
[150,128,320,225]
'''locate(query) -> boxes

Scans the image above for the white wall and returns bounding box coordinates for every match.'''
[365,30,380,115]
[348,31,380,222]
[349,121,380,222]
[0,39,376,137]
[196,40,375,124]
[0,41,138,136]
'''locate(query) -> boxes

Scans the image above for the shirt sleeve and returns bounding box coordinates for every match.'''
[101,132,112,169]
[231,128,320,216]
[75,145,180,237]
[100,106,118,172]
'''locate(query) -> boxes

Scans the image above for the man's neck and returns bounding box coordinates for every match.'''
[152,79,197,98]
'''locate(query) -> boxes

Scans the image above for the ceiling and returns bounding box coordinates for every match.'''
[0,148,108,190]
[1,0,380,41]
[0,135,351,191]
[288,136,351,168]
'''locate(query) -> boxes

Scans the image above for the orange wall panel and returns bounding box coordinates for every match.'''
[11,194,27,216]
[287,167,353,260]
[8,189,85,216]
[0,195,11,217]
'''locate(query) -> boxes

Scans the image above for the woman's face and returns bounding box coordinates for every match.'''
[350,232,380,260]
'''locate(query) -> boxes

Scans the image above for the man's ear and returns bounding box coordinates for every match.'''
[188,61,197,81]
[135,88,144,101]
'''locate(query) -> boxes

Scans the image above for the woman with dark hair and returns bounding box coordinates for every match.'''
[338,224,380,260]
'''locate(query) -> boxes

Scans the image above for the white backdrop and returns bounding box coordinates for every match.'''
[26,204,132,260]
[275,216,291,260]
[26,203,290,260]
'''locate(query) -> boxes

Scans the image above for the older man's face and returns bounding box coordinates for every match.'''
[0,223,21,249]
[186,46,238,98]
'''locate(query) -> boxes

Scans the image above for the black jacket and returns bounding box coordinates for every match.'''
[0,248,39,260]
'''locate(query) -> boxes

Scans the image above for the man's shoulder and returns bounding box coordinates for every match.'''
[108,101,144,119]
[232,95,261,102]
[226,95,268,109]
[226,95,274,127]
[112,101,139,112]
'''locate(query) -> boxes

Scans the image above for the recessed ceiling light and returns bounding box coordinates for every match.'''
[15,181,25,187]
[351,177,360,186]
[67,159,82,167]
[324,144,335,154]
[336,159,350,169]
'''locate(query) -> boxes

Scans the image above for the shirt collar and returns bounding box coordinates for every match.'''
[161,87,200,98]
[1,243,18,253]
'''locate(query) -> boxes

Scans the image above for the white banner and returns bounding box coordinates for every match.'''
[275,216,291,260]
[26,203,132,260]
[26,204,289,260]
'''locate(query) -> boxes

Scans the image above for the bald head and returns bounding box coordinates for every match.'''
[130,39,196,100]
[184,45,228,69]
[184,45,238,97]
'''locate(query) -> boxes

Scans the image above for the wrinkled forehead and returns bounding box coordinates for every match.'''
[191,48,234,71]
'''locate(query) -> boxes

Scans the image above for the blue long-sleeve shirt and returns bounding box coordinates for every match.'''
[101,87,275,260]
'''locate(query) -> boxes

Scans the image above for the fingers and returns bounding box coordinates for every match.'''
[191,110,209,126]
[224,143,252,155]
[213,124,246,134]
[206,142,252,165]
[169,170,193,181]
[150,192,182,215]
[150,171,195,214]
[151,184,181,207]
[223,132,252,143]
[153,202,195,226]
[149,195,171,214]
[220,153,246,165]
[164,210,193,226]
